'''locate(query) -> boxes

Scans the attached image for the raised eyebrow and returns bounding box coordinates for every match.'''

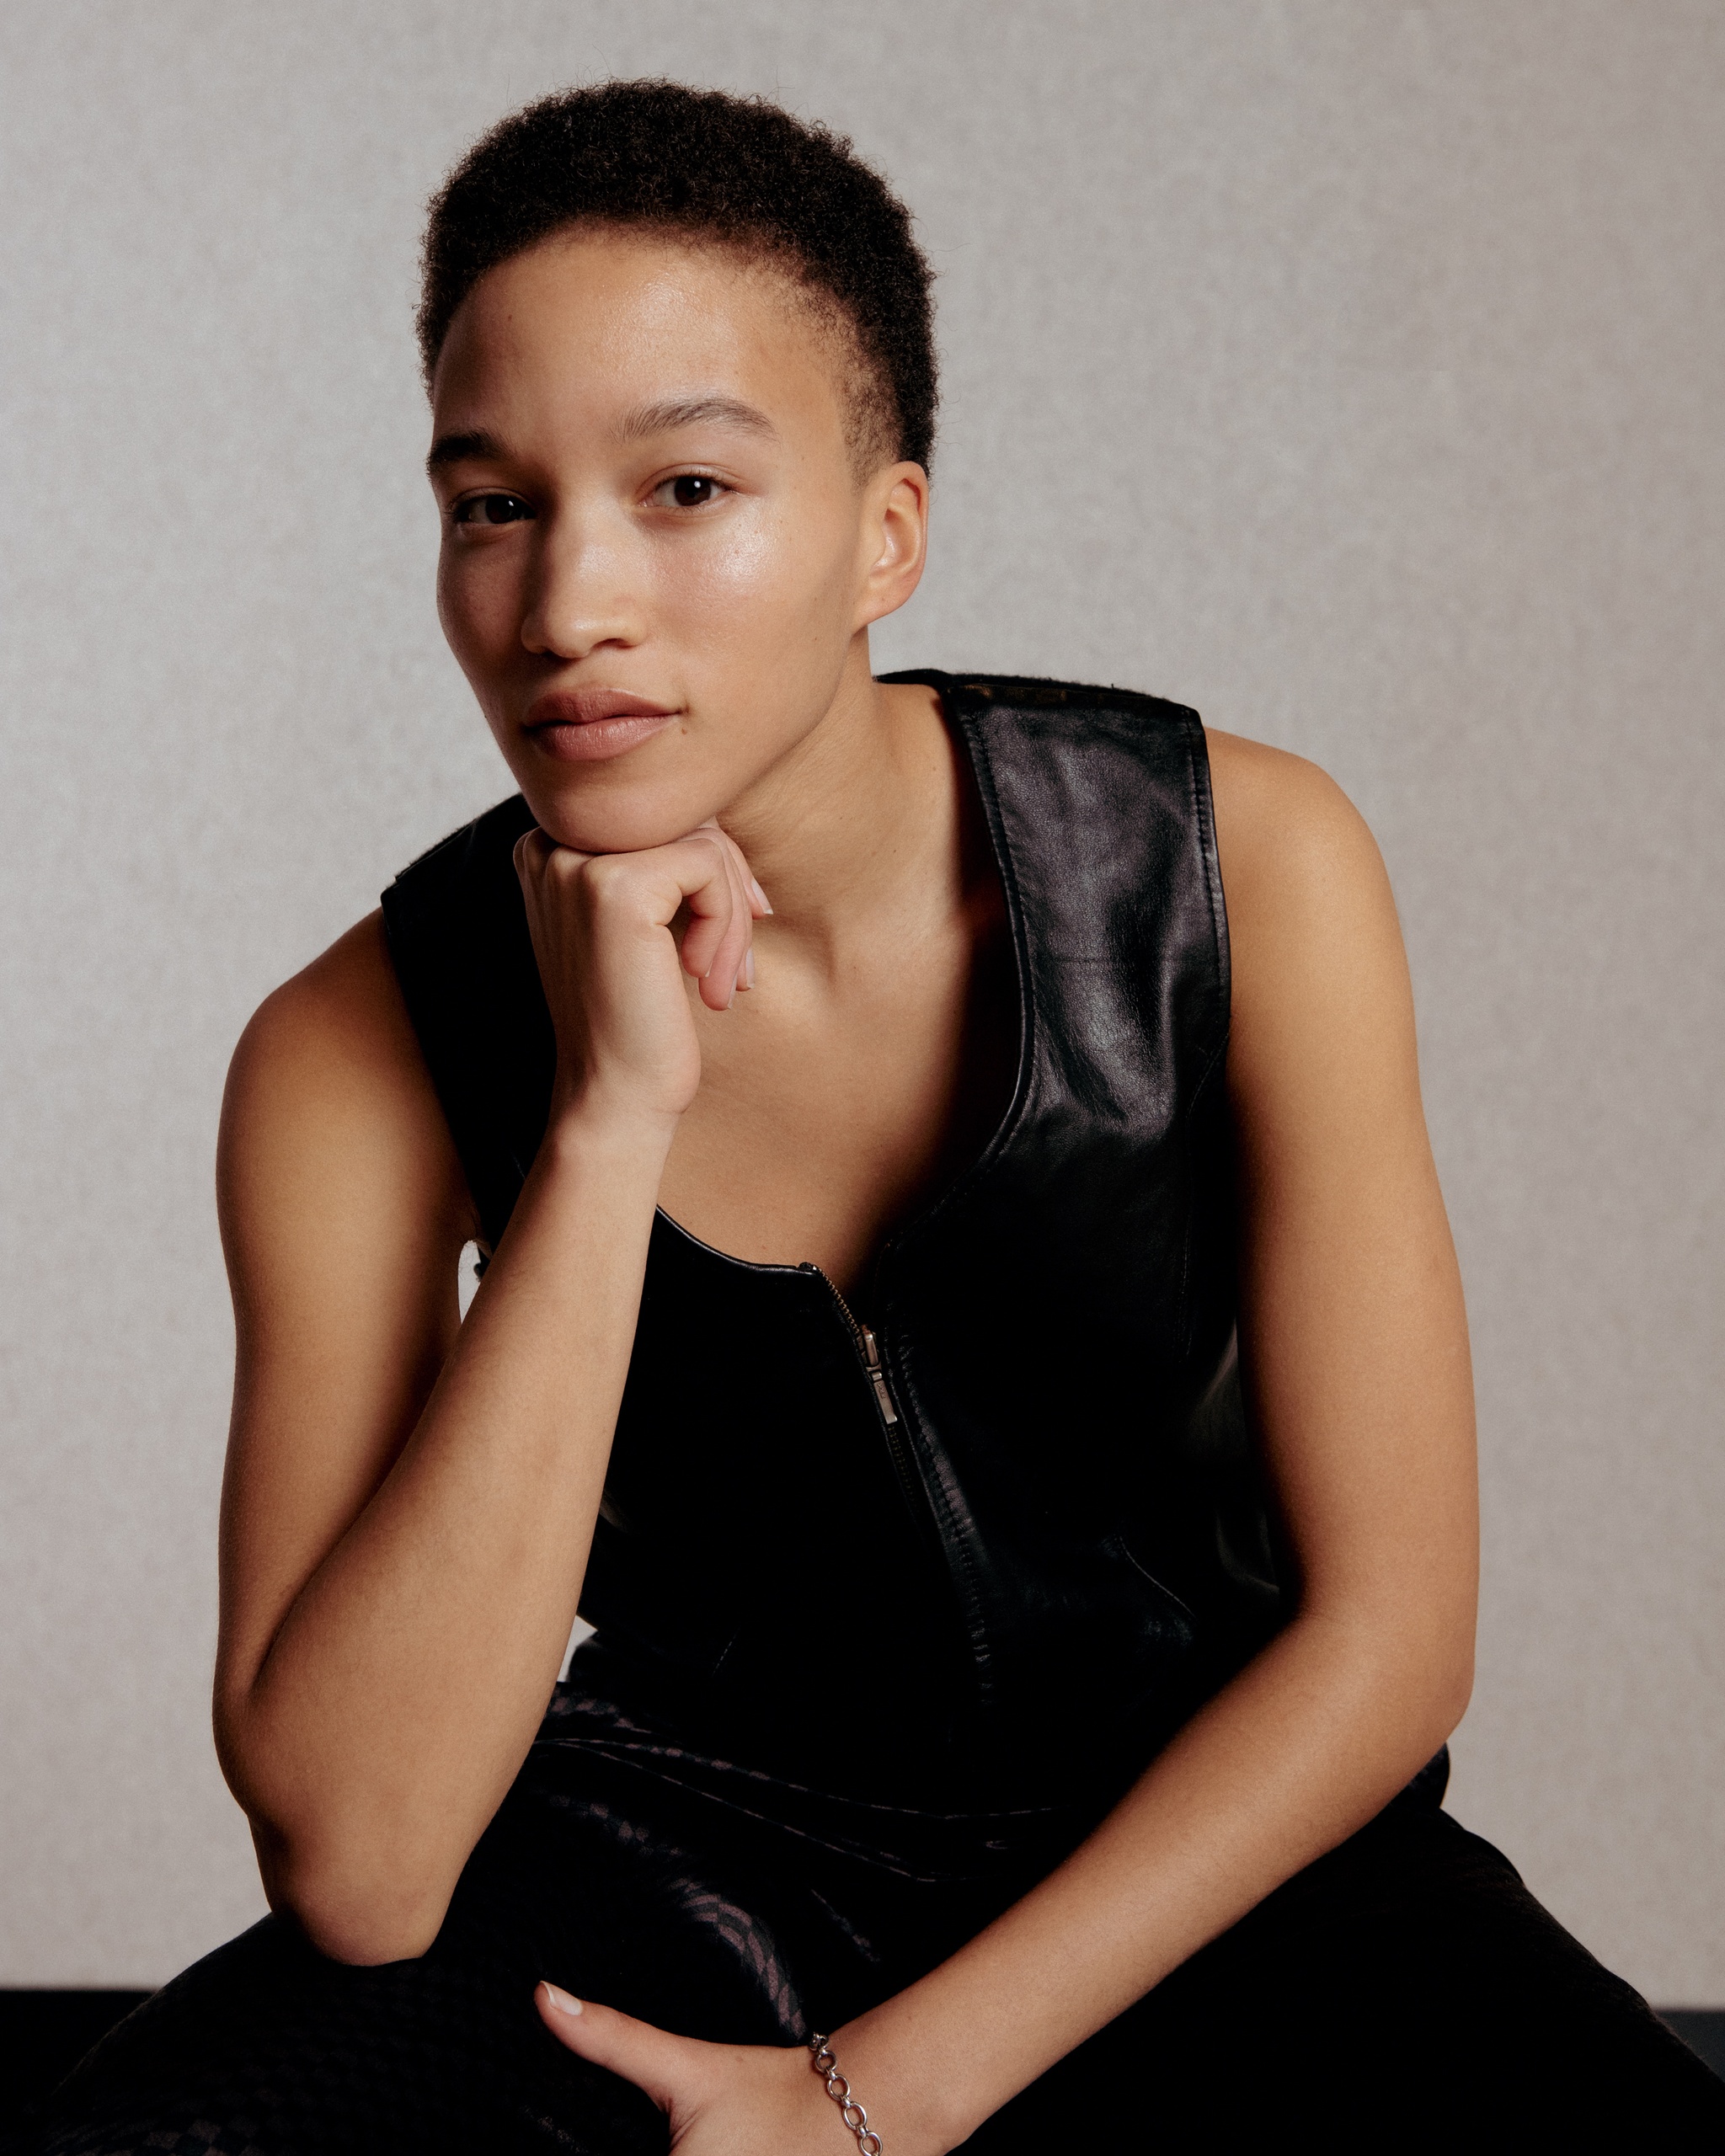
[425,428,507,478]
[615,396,778,444]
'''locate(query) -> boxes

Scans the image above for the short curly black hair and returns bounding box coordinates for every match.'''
[418,81,938,473]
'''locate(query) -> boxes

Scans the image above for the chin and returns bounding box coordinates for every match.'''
[514,773,716,857]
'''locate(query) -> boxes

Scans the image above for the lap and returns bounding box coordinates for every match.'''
[8,1770,809,2156]
[13,1787,1721,2154]
[12,1914,646,2156]
[968,1798,1725,2148]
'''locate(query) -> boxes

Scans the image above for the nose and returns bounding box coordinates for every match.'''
[518,507,645,661]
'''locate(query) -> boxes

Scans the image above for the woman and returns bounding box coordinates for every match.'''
[19,79,1722,2156]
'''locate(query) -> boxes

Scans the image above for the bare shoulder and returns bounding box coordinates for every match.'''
[219,912,477,1280]
[1203,727,1391,928]
[1201,727,1416,1118]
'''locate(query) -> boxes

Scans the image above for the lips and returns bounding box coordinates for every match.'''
[523,687,679,763]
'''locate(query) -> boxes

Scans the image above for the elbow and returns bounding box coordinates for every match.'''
[261,1833,453,1966]
[1295,1593,1477,1759]
[228,1765,451,1965]
[290,1899,446,1969]
[1432,1635,1476,1742]
[217,1710,457,1965]
[1418,1582,1477,1742]
[1383,1613,1475,1763]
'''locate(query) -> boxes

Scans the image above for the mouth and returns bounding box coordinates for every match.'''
[522,688,680,764]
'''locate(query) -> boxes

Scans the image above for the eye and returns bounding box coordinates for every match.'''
[649,472,730,510]
[451,492,536,529]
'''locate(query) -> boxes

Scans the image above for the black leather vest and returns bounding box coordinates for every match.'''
[382,674,1283,1804]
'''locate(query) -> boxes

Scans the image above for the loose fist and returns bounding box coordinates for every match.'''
[514,820,771,1134]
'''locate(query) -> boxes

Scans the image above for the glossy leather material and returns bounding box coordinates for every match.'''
[381,673,1284,1802]
[44,679,1701,2156]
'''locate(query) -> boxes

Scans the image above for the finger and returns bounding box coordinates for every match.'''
[676,835,748,1010]
[514,827,594,905]
[535,1987,702,2113]
[687,819,770,956]
[713,832,764,993]
[692,820,773,921]
[705,840,757,1008]
[512,827,553,889]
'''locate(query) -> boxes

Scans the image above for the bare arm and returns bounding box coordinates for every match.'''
[824,736,1478,2147]
[215,829,762,1964]
[537,737,1479,2153]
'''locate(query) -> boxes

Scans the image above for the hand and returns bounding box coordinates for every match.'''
[536,1984,845,2154]
[514,821,771,1133]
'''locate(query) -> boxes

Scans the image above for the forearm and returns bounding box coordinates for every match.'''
[228,1107,668,1956]
[832,1606,1472,2153]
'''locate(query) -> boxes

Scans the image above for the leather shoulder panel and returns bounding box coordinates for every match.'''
[379,794,553,1250]
[881,668,1229,1069]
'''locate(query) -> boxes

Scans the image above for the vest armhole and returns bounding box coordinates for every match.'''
[1181,710,1233,1054]
[379,794,551,1251]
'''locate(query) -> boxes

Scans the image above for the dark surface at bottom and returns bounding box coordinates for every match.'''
[6,1993,1723,2131]
[11,1992,1722,2107]
[2,2000,147,2122]
[1658,2011,1725,2081]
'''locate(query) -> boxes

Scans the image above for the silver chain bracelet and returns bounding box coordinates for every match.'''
[808,2033,884,2155]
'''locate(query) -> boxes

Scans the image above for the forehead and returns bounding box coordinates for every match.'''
[431,229,850,441]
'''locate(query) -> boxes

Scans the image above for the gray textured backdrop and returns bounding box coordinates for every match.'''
[2,0,1721,1998]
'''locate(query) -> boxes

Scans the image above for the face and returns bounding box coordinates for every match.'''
[428,228,927,852]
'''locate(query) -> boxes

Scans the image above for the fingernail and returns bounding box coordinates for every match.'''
[750,878,773,915]
[542,1983,582,2017]
[744,949,756,990]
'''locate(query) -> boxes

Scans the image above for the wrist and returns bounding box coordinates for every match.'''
[542,1081,681,1166]
[816,2021,968,2156]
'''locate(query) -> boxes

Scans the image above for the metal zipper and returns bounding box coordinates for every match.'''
[802,1262,967,1684]
[801,1263,900,1425]
[804,1259,941,1560]
[859,1326,900,1425]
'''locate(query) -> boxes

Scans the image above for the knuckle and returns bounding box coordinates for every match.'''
[575,853,627,901]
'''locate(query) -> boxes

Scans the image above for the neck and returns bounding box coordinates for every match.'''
[714,638,956,951]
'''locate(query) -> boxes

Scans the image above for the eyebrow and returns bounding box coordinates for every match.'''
[425,397,777,480]
[616,396,778,443]
[425,428,505,476]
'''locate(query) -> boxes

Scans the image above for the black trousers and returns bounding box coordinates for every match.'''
[11,1760,1722,2154]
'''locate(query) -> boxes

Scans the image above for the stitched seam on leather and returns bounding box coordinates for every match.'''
[871,678,1060,1711]
[1103,1533,1198,1621]
[952,692,1039,1153]
[1179,709,1231,1356]
[1178,1038,1231,1356]
[1184,1032,1230,1139]
[706,1628,745,1684]
[888,680,1039,1255]
[1183,707,1232,1051]
[891,1343,993,1705]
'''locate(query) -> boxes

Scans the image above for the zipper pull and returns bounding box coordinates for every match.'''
[857,1324,900,1426]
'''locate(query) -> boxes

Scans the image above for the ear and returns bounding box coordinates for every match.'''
[852,461,930,632]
